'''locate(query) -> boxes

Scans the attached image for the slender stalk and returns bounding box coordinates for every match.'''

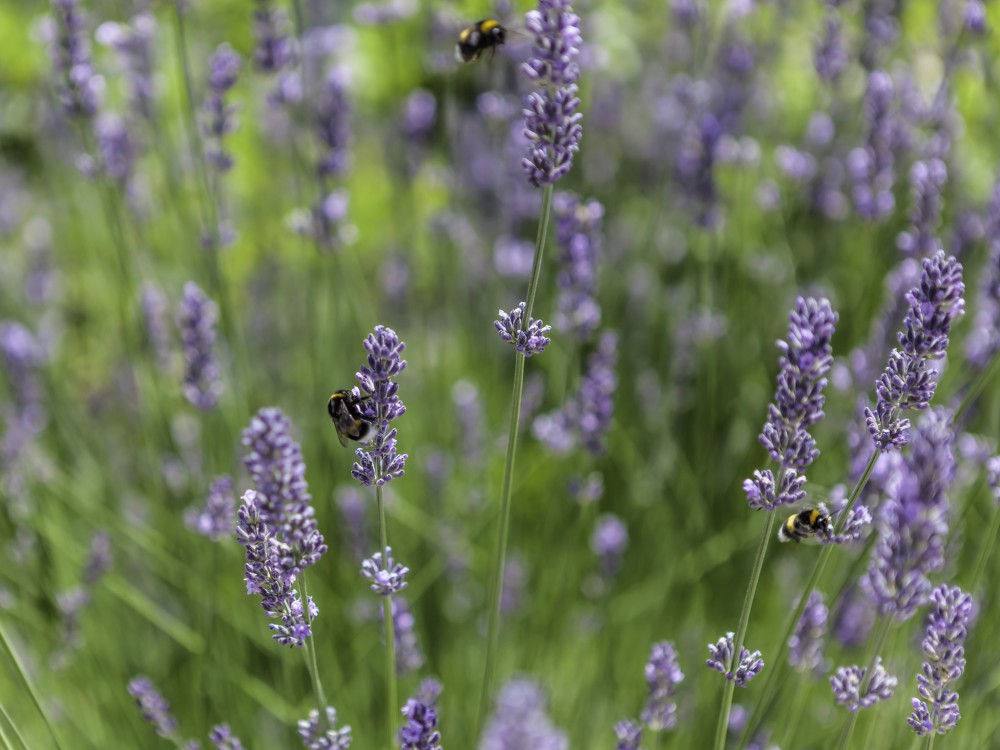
[969,502,1000,595]
[477,183,555,736]
[298,572,328,711]
[0,624,66,750]
[836,615,892,750]
[711,509,777,750]
[926,732,937,750]
[736,451,880,750]
[376,483,398,745]
[954,349,1000,424]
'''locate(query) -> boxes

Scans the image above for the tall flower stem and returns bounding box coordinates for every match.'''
[377,482,398,745]
[299,572,328,712]
[0,623,66,750]
[712,507,777,750]
[477,183,555,735]
[836,615,892,750]
[737,451,880,750]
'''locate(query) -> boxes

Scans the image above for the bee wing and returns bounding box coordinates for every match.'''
[336,429,349,448]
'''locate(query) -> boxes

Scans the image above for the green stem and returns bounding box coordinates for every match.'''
[926,732,937,750]
[969,502,1000,596]
[376,483,398,745]
[954,348,1000,424]
[737,451,880,750]
[299,572,328,711]
[836,615,892,750]
[712,509,777,750]
[0,624,66,750]
[476,183,555,737]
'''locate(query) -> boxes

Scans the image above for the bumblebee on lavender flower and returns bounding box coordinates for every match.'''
[455,19,507,63]
[778,503,833,544]
[327,389,374,447]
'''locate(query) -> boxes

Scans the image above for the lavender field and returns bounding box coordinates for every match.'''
[1,0,998,748]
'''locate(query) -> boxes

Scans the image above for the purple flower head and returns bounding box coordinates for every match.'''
[236,493,318,647]
[641,641,684,731]
[202,44,241,173]
[824,503,872,545]
[96,13,156,121]
[403,89,437,142]
[496,302,552,356]
[185,475,236,541]
[553,192,604,340]
[315,65,352,179]
[297,706,352,750]
[351,326,408,487]
[865,251,964,450]
[830,657,897,711]
[743,468,805,511]
[480,679,568,750]
[209,724,245,750]
[360,546,409,596]
[93,113,135,190]
[966,178,1000,367]
[400,680,442,750]
[242,408,327,580]
[49,0,103,119]
[521,0,583,187]
[964,0,987,33]
[613,719,643,750]
[252,4,295,74]
[591,513,628,577]
[862,409,955,620]
[896,159,947,258]
[141,283,173,372]
[706,632,763,688]
[850,70,897,220]
[128,676,178,738]
[336,486,369,561]
[177,282,223,410]
[908,584,972,736]
[388,596,424,675]
[814,13,847,82]
[676,114,724,229]
[787,591,827,673]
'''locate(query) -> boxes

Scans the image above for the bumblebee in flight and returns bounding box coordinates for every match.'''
[456,19,507,63]
[777,505,833,544]
[328,389,374,447]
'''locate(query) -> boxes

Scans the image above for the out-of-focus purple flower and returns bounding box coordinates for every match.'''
[480,679,568,750]
[501,552,528,615]
[185,475,236,541]
[297,706,352,750]
[336,486,369,560]
[236,493,318,647]
[400,679,442,750]
[252,4,294,74]
[964,0,987,33]
[897,159,947,257]
[966,179,1000,367]
[833,585,875,648]
[814,13,847,82]
[849,70,896,220]
[671,0,703,26]
[862,409,955,621]
[775,145,817,183]
[403,89,437,142]
[831,657,897,711]
[865,252,964,450]
[613,719,643,750]
[568,472,603,504]
[452,380,484,464]
[353,0,417,25]
[49,0,103,120]
[521,0,583,187]
[908,584,972,736]
[242,408,327,580]
[351,326,408,487]
[96,13,156,121]
[824,503,873,544]
[496,302,552,356]
[591,513,628,578]
[676,113,723,228]
[83,530,112,586]
[202,44,241,173]
[706,632,763,688]
[553,192,604,340]
[788,592,827,673]
[987,456,1000,504]
[209,724,245,750]
[141,283,174,372]
[177,282,223,410]
[128,676,178,738]
[389,596,424,675]
[315,66,352,179]
[494,236,535,279]
[360,546,409,596]
[641,641,684,731]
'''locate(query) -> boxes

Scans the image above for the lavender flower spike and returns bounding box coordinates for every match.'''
[865,251,964,451]
[787,591,827,673]
[209,724,245,750]
[613,720,643,750]
[352,326,408,487]
[496,302,552,356]
[400,679,442,750]
[49,0,103,120]
[203,44,241,173]
[128,676,178,738]
[480,679,568,750]
[360,546,410,596]
[831,657,897,711]
[908,584,973,736]
[641,641,684,731]
[706,632,764,688]
[185,474,236,541]
[177,281,223,410]
[521,0,583,187]
[298,707,352,750]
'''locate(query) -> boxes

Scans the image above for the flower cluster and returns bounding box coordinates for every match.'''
[360,546,410,596]
[787,592,827,673]
[481,679,568,750]
[177,281,223,410]
[613,720,643,750]
[862,409,954,620]
[389,596,424,675]
[315,66,352,179]
[896,159,947,257]
[641,641,684,731]
[202,44,241,173]
[814,12,847,82]
[591,513,628,578]
[552,192,604,340]
[830,657,897,711]
[706,632,763,688]
[849,70,897,220]
[128,676,178,738]
[987,455,1000,504]
[49,0,102,120]
[96,12,156,122]
[185,474,236,541]
[94,114,136,190]
[209,724,245,750]
[495,302,553,357]
[521,0,583,187]
[966,177,1000,368]
[297,706,352,750]
[908,584,973,736]
[252,2,294,74]
[865,251,964,450]
[823,503,873,545]
[351,326,408,486]
[399,679,442,750]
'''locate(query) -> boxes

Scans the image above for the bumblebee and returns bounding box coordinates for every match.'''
[456,19,507,63]
[327,389,374,447]
[777,505,833,544]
